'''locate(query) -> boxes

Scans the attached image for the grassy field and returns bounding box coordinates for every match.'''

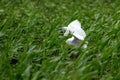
[0,0,120,80]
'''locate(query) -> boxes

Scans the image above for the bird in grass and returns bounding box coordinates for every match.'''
[62,20,88,48]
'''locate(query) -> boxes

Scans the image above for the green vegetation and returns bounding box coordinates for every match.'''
[0,0,120,80]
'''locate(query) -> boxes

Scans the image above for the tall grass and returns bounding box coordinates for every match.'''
[0,0,120,80]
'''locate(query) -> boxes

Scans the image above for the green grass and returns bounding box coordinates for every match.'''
[0,0,120,80]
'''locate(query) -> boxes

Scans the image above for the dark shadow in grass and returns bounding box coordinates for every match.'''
[67,47,80,60]
[17,46,24,53]
[69,52,79,60]
[10,58,18,65]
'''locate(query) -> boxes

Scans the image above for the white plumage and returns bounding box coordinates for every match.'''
[62,20,87,48]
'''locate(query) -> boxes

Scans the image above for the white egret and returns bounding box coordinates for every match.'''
[62,20,88,48]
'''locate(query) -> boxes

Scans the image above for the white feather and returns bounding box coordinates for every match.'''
[66,36,80,47]
[62,20,88,48]
[65,20,86,40]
